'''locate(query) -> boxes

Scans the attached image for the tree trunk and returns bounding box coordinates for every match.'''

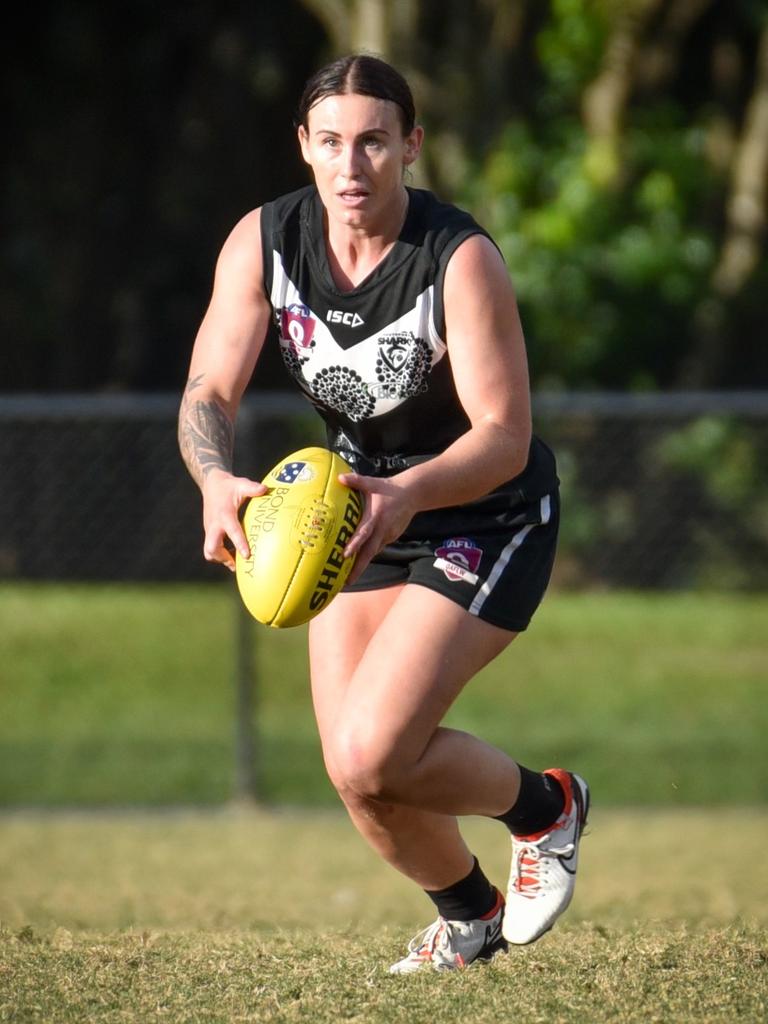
[581,0,666,184]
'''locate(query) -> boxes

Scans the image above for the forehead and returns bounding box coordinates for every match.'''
[306,92,402,133]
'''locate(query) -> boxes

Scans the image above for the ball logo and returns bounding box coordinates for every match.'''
[434,538,483,585]
[281,304,316,350]
[276,461,315,484]
[240,487,290,576]
[309,489,364,611]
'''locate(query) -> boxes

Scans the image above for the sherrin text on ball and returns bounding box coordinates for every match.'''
[235,447,363,627]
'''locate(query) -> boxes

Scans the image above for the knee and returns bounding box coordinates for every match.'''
[323,729,403,803]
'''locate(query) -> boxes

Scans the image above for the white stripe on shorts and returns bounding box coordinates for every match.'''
[468,494,552,617]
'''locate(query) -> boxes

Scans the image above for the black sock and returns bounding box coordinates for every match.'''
[425,857,499,922]
[494,764,566,836]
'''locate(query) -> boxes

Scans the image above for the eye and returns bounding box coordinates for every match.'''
[320,136,340,149]
[363,136,383,150]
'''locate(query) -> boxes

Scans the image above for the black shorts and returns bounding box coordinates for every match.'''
[344,489,559,632]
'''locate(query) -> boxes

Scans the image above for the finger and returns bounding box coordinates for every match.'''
[203,523,225,563]
[236,479,268,503]
[345,532,379,584]
[205,519,246,564]
[230,484,267,557]
[225,515,251,559]
[338,472,376,491]
[343,514,376,558]
[345,555,370,587]
[215,509,250,561]
[203,537,236,571]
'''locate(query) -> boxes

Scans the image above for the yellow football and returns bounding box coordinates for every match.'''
[235,447,363,628]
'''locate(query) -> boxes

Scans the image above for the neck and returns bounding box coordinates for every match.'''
[325,187,409,290]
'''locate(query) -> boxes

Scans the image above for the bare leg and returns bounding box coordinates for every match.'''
[309,584,522,890]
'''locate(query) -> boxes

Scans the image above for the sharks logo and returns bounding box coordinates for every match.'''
[378,334,413,373]
[372,332,432,402]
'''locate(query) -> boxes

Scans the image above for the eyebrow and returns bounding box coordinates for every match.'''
[313,127,392,137]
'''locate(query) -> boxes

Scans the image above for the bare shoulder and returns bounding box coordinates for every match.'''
[225,207,263,244]
[444,232,515,309]
[215,208,264,277]
[446,232,508,280]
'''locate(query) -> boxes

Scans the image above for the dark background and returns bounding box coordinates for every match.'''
[4,0,324,393]
[4,0,768,395]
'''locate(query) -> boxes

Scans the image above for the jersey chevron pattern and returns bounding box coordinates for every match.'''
[260,185,492,464]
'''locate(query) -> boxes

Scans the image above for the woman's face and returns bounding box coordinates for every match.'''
[298,92,422,231]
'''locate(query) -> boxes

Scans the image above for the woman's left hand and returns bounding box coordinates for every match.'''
[338,472,417,584]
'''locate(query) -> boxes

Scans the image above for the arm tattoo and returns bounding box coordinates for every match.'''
[178,375,235,487]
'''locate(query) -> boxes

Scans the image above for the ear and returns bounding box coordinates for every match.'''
[402,125,424,167]
[297,124,311,166]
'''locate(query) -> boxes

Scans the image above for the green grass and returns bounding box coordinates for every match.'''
[1,584,767,806]
[1,808,767,1022]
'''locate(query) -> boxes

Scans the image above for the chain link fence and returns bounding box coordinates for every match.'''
[1,391,766,589]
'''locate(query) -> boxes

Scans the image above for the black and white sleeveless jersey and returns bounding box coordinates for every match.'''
[259,184,557,502]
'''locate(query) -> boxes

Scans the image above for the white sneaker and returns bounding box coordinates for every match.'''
[502,769,590,945]
[389,890,507,974]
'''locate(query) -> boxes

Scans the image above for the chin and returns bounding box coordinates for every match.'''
[336,206,372,228]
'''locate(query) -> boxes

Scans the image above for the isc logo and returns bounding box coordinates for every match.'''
[327,310,365,327]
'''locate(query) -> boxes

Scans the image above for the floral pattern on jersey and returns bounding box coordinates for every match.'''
[310,366,376,422]
[374,333,432,400]
[278,304,315,379]
[280,339,309,382]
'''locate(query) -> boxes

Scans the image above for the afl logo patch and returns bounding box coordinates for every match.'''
[281,303,316,350]
[434,538,483,585]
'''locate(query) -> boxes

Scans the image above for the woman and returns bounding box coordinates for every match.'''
[178,54,589,974]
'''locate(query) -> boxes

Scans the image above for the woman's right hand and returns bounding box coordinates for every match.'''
[201,469,268,571]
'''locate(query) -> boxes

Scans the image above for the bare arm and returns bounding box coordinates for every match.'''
[178,208,273,568]
[178,373,236,488]
[397,233,532,507]
[342,234,533,575]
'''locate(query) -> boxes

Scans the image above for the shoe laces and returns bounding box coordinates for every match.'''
[512,831,576,897]
[405,918,465,968]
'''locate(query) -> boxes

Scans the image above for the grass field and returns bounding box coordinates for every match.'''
[1,584,767,1020]
[1,807,767,1022]
[1,584,767,806]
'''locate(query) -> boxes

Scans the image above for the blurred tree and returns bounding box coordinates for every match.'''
[2,0,766,392]
[452,0,767,389]
[301,0,418,54]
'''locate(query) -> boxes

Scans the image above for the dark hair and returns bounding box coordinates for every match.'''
[295,54,416,135]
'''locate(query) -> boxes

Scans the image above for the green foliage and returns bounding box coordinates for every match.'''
[538,411,768,589]
[657,417,759,504]
[536,0,608,107]
[458,7,740,389]
[653,417,768,587]
[6,1,768,392]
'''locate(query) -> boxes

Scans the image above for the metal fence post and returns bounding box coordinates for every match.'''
[233,591,260,803]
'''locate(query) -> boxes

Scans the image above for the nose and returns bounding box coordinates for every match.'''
[339,142,362,179]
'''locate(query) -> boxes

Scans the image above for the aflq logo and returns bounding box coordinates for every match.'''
[434,538,483,585]
[281,304,316,349]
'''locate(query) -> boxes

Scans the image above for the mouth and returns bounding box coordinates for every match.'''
[338,189,370,204]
